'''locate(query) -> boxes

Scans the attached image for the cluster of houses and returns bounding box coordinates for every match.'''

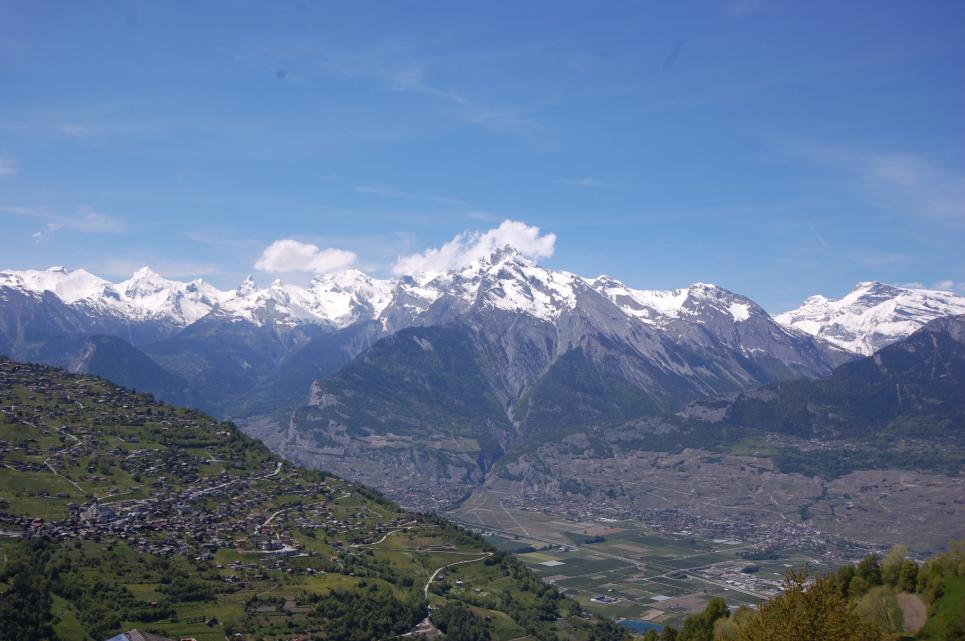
[0,359,417,571]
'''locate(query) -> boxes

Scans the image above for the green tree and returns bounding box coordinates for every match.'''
[856,555,883,587]
[713,607,754,641]
[854,586,903,634]
[881,546,907,587]
[679,597,728,641]
[897,560,919,592]
[835,564,856,597]
[733,568,888,641]
[430,603,490,641]
[0,552,59,641]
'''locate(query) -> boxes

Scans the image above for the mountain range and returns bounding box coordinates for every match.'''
[5,250,962,505]
[3,251,964,526]
[0,250,850,414]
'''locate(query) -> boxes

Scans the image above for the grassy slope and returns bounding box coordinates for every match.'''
[0,357,620,641]
[918,575,965,640]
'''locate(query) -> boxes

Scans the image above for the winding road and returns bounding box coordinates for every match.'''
[423,553,493,598]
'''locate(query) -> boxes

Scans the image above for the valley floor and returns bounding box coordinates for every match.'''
[495,446,964,552]
[446,489,838,629]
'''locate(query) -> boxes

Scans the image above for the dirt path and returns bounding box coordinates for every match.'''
[424,553,492,598]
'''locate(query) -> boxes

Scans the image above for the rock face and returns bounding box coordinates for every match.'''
[776,281,965,356]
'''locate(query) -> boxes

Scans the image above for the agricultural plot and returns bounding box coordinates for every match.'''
[449,491,850,628]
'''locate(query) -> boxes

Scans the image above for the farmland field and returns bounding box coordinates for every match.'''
[449,488,841,628]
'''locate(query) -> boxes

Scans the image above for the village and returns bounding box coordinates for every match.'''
[0,359,417,572]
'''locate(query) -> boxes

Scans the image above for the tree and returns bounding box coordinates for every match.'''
[658,627,678,641]
[856,555,883,588]
[0,554,59,641]
[881,546,907,587]
[430,603,490,641]
[897,560,919,592]
[854,586,903,634]
[732,568,888,641]
[713,607,754,641]
[835,564,856,597]
[679,597,728,641]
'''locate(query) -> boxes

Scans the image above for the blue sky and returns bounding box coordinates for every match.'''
[1,1,963,311]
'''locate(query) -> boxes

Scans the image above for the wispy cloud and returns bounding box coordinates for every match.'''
[0,158,17,175]
[2,205,126,241]
[900,279,965,294]
[729,0,763,15]
[849,250,912,267]
[560,177,604,188]
[184,231,259,248]
[247,43,536,133]
[1,116,173,141]
[332,49,532,131]
[352,184,465,207]
[862,153,965,219]
[32,223,62,243]
[933,279,965,294]
[780,142,965,221]
[61,124,92,139]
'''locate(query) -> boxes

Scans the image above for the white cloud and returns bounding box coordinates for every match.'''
[899,280,965,294]
[32,222,62,243]
[930,280,965,294]
[392,219,556,276]
[255,239,357,274]
[69,206,126,232]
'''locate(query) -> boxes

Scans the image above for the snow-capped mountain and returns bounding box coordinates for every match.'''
[0,248,861,420]
[0,249,802,336]
[117,267,225,325]
[0,265,399,332]
[417,246,584,321]
[776,281,965,355]
[0,265,224,327]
